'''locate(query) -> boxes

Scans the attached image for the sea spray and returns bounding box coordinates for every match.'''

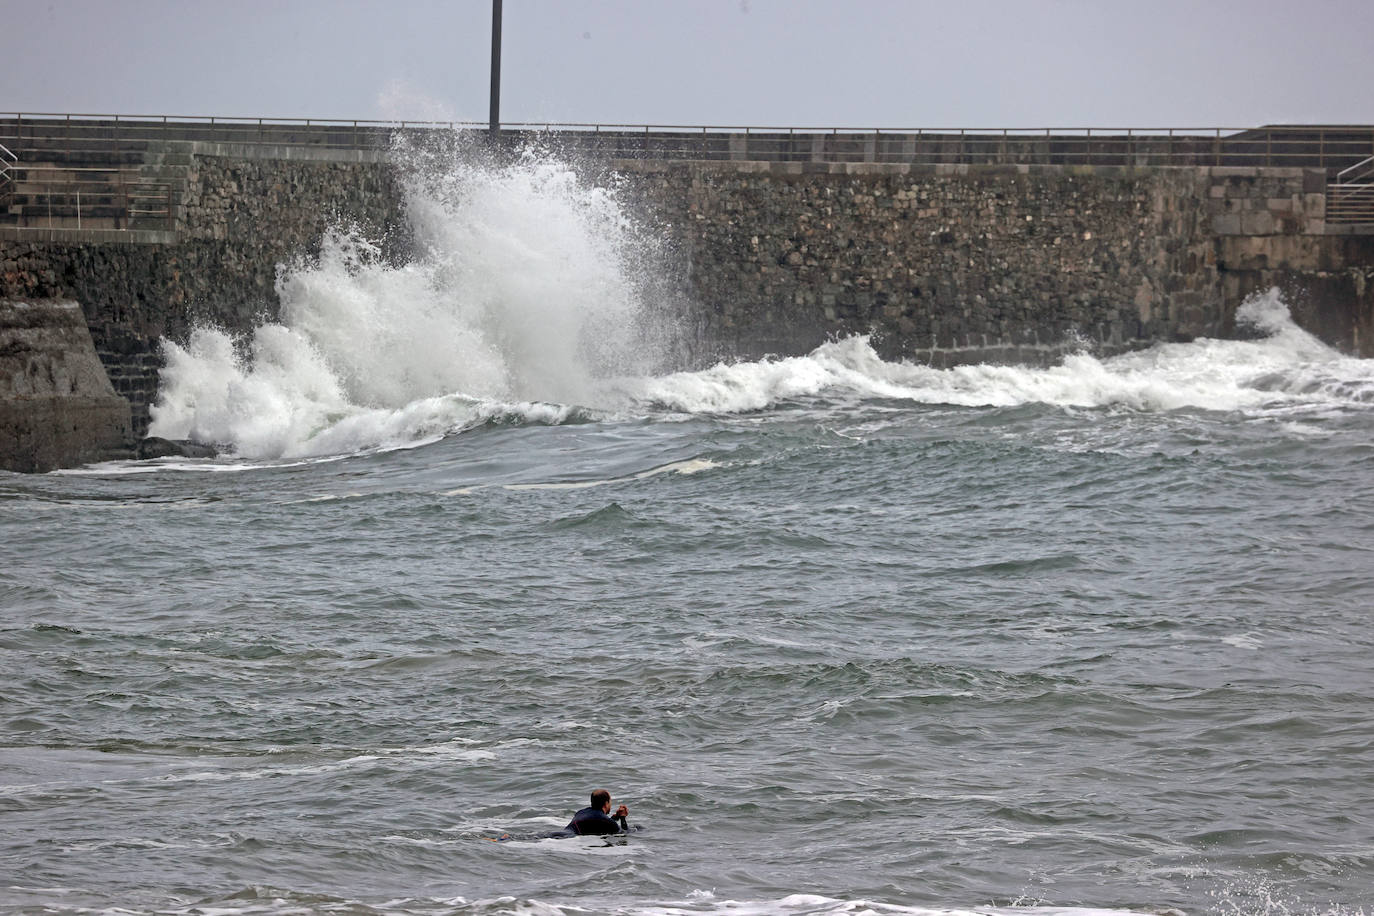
[150,144,680,459]
[628,289,1374,416]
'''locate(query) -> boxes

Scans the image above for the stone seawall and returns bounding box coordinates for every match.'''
[624,161,1360,365]
[2,146,1372,452]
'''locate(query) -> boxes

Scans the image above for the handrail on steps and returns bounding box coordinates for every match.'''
[1336,154,1374,182]
[0,142,16,189]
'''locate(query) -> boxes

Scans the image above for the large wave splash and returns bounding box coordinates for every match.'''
[633,289,1374,416]
[149,149,677,459]
[151,166,1369,463]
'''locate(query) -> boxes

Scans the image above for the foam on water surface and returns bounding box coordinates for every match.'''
[149,277,1373,465]
[141,144,1373,465]
[634,291,1373,417]
[149,147,670,460]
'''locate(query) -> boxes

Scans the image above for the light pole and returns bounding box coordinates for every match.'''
[489,0,502,139]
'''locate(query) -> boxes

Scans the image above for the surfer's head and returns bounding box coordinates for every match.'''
[591,788,611,812]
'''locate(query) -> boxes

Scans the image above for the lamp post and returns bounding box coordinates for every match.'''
[489,0,502,139]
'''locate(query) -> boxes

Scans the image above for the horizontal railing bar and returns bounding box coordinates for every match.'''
[3,113,1371,234]
[4,112,1372,135]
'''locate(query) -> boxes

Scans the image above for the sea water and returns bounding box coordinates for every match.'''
[2,149,1372,916]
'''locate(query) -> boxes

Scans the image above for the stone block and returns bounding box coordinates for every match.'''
[1240,210,1276,235]
[0,396,132,473]
[1212,213,1242,235]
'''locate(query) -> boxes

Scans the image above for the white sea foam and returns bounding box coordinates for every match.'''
[149,147,671,460]
[626,896,1161,916]
[633,289,1374,417]
[147,135,1372,466]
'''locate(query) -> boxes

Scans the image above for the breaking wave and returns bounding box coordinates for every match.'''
[147,143,1372,462]
[149,148,676,459]
[631,291,1373,416]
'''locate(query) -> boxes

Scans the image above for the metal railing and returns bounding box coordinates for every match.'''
[4,113,1374,233]
[2,164,175,230]
[0,141,16,197]
[1336,154,1374,184]
[2,113,1374,172]
[1328,154,1374,225]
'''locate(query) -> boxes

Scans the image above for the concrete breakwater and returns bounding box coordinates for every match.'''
[0,299,131,473]
[2,137,1373,470]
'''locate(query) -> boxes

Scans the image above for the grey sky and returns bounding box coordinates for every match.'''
[7,0,1374,128]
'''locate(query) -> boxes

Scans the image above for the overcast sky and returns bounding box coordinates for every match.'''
[7,0,1374,128]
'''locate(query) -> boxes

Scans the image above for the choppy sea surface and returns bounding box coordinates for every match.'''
[2,153,1372,916]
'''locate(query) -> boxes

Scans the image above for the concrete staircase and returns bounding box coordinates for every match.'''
[1327,155,1374,226]
[0,134,185,231]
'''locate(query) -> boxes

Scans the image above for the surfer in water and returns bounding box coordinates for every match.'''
[490,789,637,841]
[555,788,631,836]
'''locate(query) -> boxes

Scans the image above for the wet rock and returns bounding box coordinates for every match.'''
[137,436,218,460]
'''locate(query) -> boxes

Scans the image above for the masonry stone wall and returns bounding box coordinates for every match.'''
[1,150,1369,453]
[621,162,1335,365]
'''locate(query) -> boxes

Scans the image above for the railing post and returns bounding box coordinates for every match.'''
[1214,128,1220,166]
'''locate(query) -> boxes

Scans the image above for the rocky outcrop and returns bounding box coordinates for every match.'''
[0,299,132,473]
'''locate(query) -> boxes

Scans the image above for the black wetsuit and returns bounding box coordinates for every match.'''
[561,806,629,836]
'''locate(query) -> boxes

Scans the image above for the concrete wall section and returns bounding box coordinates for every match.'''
[1217,233,1374,354]
[0,299,132,473]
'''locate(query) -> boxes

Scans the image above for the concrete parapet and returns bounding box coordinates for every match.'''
[183,140,392,163]
[1,299,132,472]
[0,227,178,245]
